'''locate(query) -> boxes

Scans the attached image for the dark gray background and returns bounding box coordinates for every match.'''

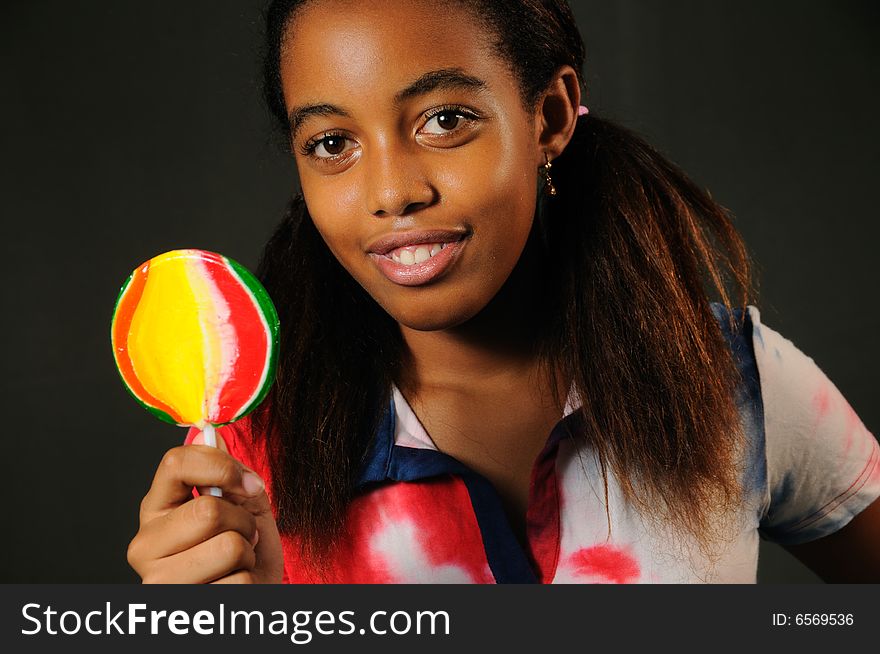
[2,1,876,582]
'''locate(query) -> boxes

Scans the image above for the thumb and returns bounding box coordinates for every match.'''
[190,429,239,499]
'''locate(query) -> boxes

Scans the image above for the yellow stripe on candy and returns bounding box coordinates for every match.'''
[127,251,209,426]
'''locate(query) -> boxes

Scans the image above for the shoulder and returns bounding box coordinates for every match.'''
[709,302,761,388]
[733,306,880,545]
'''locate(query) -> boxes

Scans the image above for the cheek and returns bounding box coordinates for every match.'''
[440,126,536,211]
[449,145,537,264]
[300,178,363,259]
[301,174,361,227]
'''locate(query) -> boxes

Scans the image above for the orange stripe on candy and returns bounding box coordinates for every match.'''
[112,261,184,423]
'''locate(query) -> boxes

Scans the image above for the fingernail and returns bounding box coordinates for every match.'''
[242,470,265,496]
[250,528,261,547]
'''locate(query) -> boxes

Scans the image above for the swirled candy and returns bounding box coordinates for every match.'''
[111,249,279,429]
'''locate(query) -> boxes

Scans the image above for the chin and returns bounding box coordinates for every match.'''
[383,298,484,332]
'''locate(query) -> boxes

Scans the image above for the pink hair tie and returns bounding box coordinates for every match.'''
[578,105,590,116]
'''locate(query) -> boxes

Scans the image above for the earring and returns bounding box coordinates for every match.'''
[542,153,557,197]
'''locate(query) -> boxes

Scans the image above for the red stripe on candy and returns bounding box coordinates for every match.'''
[201,253,269,423]
[112,262,183,423]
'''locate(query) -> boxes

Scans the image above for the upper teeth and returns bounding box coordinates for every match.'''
[390,243,446,265]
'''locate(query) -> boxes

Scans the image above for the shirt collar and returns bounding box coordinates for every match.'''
[356,384,581,490]
[562,384,581,417]
[391,386,438,450]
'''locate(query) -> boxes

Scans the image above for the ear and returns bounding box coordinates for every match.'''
[533,65,581,165]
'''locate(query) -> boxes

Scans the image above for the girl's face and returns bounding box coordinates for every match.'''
[280,0,544,331]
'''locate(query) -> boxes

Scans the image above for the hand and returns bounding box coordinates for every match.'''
[127,433,284,583]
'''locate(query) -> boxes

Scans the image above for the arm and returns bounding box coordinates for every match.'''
[785,495,880,583]
[748,307,880,580]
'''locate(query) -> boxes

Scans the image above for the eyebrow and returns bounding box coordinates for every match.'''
[288,104,351,141]
[393,68,487,104]
[287,68,487,139]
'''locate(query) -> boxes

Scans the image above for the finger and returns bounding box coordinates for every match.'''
[239,490,285,583]
[133,495,258,561]
[210,570,255,585]
[141,531,256,584]
[140,445,266,520]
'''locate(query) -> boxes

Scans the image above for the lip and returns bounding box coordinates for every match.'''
[367,229,468,256]
[367,229,469,287]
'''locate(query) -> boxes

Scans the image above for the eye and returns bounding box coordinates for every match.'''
[301,132,357,159]
[423,110,461,134]
[313,134,354,157]
[421,107,478,135]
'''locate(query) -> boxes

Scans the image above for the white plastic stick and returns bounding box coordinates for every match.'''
[201,424,223,497]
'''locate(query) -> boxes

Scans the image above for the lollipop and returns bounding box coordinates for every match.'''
[111,249,279,496]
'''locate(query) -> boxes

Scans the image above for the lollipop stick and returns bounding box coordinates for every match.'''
[201,424,223,497]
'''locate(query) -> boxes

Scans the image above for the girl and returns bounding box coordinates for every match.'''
[127,0,880,583]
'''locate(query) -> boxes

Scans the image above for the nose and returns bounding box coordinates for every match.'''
[363,144,437,217]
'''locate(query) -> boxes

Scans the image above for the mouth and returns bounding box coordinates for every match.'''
[367,229,469,287]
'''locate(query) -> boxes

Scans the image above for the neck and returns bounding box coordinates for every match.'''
[396,234,561,401]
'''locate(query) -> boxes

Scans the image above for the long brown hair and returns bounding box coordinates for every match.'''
[255,0,753,571]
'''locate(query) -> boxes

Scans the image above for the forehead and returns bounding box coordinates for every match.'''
[280,0,508,106]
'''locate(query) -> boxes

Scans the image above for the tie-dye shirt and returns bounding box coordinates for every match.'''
[202,305,880,583]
